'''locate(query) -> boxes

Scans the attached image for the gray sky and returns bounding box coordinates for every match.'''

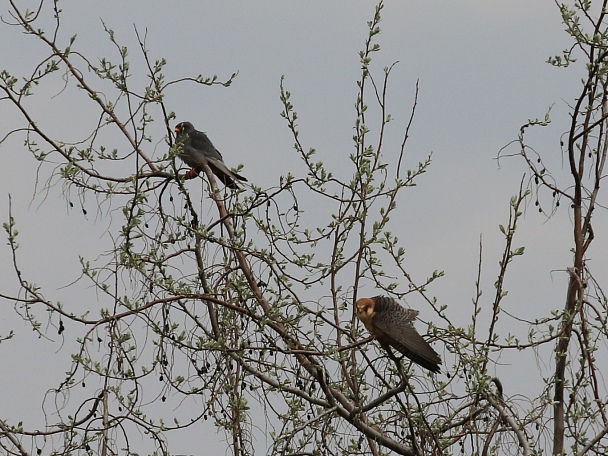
[0,1,595,454]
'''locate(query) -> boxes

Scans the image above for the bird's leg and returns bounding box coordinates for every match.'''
[184,167,201,179]
[395,358,408,383]
[382,343,409,381]
[379,341,401,364]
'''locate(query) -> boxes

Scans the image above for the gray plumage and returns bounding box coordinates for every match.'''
[175,121,247,189]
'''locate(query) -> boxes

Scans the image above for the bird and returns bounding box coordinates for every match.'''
[355,296,441,373]
[174,121,247,189]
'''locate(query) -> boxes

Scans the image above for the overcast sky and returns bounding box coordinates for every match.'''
[0,1,597,454]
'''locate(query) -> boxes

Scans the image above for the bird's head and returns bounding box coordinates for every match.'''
[175,121,195,136]
[355,298,376,321]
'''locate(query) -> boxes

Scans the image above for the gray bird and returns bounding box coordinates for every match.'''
[356,296,442,373]
[174,121,247,189]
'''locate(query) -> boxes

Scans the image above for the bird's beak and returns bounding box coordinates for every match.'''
[175,126,181,133]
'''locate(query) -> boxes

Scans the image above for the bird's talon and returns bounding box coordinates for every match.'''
[185,168,200,180]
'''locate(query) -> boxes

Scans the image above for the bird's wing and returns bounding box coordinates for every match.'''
[372,310,441,372]
[177,143,201,168]
[188,130,224,161]
[178,141,220,168]
[206,157,248,189]
[176,129,247,188]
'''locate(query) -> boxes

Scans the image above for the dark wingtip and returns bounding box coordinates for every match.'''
[404,352,441,373]
[422,360,442,373]
[393,343,442,373]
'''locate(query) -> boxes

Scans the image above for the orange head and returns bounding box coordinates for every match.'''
[355,297,375,320]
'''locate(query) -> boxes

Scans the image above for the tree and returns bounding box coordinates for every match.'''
[1,1,607,455]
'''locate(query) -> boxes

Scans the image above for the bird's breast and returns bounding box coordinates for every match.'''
[358,313,383,337]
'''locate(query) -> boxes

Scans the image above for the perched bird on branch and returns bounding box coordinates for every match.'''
[174,121,247,189]
[355,296,441,373]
